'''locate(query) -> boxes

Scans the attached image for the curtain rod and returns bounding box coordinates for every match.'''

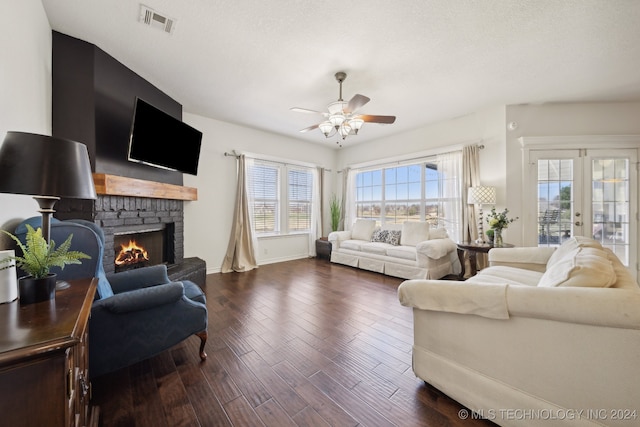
[223,150,331,171]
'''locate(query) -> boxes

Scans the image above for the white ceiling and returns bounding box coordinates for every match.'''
[41,0,640,148]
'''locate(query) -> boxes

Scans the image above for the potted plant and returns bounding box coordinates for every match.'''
[1,224,90,305]
[330,194,342,232]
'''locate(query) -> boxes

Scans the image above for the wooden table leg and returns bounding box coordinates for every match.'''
[457,248,465,280]
[468,252,478,277]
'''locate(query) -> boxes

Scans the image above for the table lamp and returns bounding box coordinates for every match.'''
[467,186,496,244]
[0,131,97,288]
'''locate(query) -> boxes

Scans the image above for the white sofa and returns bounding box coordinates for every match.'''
[398,236,640,427]
[328,219,460,280]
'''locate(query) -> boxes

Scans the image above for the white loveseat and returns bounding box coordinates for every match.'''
[398,236,640,427]
[328,219,460,280]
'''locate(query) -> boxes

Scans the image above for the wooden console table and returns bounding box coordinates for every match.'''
[0,277,98,427]
[457,242,514,279]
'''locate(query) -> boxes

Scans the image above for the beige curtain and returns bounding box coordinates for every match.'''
[463,145,481,242]
[308,167,322,256]
[462,144,484,271]
[221,155,258,273]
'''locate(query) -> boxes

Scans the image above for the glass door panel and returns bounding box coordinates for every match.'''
[589,155,632,266]
[529,148,636,277]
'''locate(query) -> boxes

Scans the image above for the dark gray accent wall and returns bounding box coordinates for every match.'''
[52,31,183,185]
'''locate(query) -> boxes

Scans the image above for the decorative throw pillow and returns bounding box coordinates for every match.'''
[371,229,389,243]
[386,230,402,246]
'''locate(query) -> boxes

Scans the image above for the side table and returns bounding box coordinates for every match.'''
[316,237,332,261]
[457,241,514,279]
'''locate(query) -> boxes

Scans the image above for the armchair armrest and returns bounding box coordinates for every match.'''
[488,247,556,272]
[328,230,352,249]
[93,282,185,314]
[106,264,171,293]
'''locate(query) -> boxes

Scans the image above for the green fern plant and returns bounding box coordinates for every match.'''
[1,224,90,279]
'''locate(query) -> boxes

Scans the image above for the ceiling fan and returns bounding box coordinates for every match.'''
[291,72,396,145]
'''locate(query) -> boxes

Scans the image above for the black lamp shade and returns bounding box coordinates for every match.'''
[0,132,96,200]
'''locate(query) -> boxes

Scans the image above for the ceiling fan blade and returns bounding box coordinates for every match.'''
[299,124,320,133]
[291,107,324,114]
[345,94,370,113]
[360,114,396,124]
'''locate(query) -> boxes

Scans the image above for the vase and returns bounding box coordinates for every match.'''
[18,273,57,305]
[494,228,503,247]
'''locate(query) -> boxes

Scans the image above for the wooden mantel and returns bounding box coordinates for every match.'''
[93,173,197,201]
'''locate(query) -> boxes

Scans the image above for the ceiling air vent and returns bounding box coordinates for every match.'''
[139,4,175,34]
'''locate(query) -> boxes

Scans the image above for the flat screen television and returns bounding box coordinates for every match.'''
[128,97,203,175]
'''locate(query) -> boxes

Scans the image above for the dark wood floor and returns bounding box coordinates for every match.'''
[92,258,495,427]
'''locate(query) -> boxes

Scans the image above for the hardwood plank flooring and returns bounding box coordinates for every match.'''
[92,258,496,427]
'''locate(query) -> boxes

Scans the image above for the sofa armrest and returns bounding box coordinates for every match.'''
[93,282,185,314]
[398,279,509,319]
[488,247,556,272]
[328,230,352,250]
[416,238,457,260]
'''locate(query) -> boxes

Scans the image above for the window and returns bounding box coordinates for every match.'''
[288,168,313,231]
[354,156,461,238]
[248,160,314,235]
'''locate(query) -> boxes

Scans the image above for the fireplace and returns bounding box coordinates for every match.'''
[113,224,174,273]
[56,192,206,286]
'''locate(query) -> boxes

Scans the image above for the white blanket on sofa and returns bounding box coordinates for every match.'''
[398,280,510,319]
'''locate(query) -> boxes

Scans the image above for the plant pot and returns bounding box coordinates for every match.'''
[18,273,57,305]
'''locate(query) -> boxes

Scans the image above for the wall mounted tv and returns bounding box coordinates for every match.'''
[128,97,203,175]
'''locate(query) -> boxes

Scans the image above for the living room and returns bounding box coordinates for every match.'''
[2,1,640,426]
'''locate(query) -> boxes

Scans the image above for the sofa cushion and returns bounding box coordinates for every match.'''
[400,221,430,246]
[538,246,616,288]
[469,266,543,287]
[386,245,417,261]
[360,242,391,256]
[340,240,364,251]
[352,219,377,241]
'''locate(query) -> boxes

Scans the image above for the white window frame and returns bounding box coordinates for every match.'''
[248,159,315,236]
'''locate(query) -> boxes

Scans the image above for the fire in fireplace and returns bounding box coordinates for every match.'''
[115,239,149,268]
[113,225,174,273]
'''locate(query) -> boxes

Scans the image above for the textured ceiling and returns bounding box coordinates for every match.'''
[41,0,640,148]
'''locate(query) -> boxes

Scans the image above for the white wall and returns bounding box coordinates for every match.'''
[505,102,640,245]
[182,113,337,273]
[0,0,52,247]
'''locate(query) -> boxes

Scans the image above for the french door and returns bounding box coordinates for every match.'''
[527,148,637,277]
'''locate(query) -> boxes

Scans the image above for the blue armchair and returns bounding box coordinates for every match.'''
[14,217,208,378]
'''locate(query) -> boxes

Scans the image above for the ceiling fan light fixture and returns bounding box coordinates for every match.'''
[339,122,352,139]
[319,121,333,137]
[329,113,345,128]
[327,101,346,115]
[292,72,395,145]
[349,118,364,134]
